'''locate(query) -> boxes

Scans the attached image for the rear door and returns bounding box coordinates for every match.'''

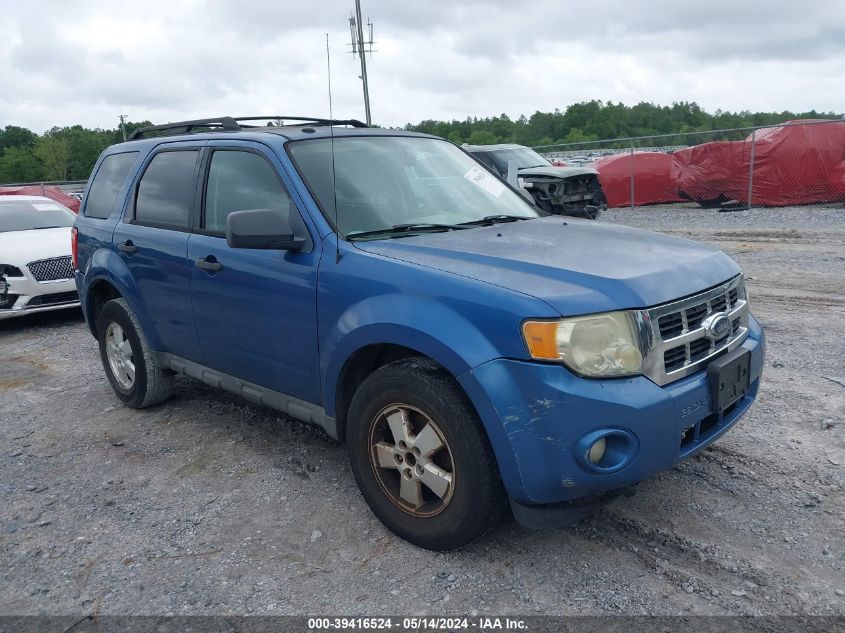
[186,141,321,403]
[112,142,203,361]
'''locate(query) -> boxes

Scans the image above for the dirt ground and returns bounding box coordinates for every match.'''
[1,204,843,617]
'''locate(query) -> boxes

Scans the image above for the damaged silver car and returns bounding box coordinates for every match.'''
[464,143,607,219]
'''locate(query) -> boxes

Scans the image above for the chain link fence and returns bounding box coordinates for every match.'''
[534,119,845,210]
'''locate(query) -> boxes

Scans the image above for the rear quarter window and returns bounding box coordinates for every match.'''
[84,152,139,219]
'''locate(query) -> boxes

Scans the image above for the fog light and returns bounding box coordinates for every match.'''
[588,437,606,464]
[573,428,639,474]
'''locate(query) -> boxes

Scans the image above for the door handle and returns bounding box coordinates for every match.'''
[118,240,136,254]
[195,257,223,272]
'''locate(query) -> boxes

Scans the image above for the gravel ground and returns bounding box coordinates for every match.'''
[1,204,843,617]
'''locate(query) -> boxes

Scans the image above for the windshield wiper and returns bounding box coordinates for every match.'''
[347,223,471,240]
[458,215,532,227]
[32,226,63,230]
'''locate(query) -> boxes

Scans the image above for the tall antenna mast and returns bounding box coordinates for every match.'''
[348,0,375,126]
[118,114,128,141]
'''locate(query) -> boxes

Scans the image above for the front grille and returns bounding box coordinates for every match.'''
[27,256,74,282]
[25,291,79,307]
[656,280,743,340]
[643,275,749,386]
[685,303,708,330]
[658,312,683,338]
[688,337,711,362]
[657,288,739,341]
[679,400,741,456]
[663,346,686,372]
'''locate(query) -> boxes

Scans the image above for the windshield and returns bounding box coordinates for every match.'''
[487,147,550,172]
[0,200,75,233]
[288,136,540,238]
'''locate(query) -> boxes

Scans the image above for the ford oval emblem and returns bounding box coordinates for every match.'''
[702,313,731,340]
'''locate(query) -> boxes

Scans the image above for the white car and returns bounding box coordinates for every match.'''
[0,195,80,320]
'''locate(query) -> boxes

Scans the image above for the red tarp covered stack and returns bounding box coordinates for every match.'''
[594,152,684,208]
[830,161,845,201]
[672,120,845,207]
[742,120,845,206]
[671,141,750,206]
[0,184,81,213]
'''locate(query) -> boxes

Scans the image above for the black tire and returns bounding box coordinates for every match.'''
[347,358,506,551]
[695,194,728,209]
[97,298,173,408]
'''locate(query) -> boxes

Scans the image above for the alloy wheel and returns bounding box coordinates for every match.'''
[105,322,135,390]
[368,404,455,517]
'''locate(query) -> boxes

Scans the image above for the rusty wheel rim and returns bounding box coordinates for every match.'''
[367,404,455,518]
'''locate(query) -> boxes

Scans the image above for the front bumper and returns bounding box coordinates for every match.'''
[0,274,79,320]
[458,314,765,513]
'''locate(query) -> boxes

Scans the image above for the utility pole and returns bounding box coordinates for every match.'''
[348,0,375,126]
[118,114,127,141]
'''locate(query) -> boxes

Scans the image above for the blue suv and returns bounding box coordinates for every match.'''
[74,116,765,550]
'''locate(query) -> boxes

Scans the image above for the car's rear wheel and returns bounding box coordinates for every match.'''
[347,358,505,550]
[97,298,172,408]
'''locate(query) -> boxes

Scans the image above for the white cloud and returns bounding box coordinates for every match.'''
[0,0,843,134]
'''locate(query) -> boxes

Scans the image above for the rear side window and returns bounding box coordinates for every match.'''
[204,150,292,233]
[84,152,139,219]
[135,150,199,229]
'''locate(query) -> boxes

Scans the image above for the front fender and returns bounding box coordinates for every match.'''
[321,294,500,418]
[79,248,161,349]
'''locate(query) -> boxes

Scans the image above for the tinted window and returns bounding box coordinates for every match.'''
[135,151,198,228]
[204,151,292,233]
[84,152,139,219]
[0,200,75,232]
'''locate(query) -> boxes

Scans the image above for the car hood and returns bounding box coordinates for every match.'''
[518,165,598,179]
[354,217,741,315]
[0,227,72,265]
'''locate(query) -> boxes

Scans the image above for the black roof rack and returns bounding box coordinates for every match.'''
[128,116,368,140]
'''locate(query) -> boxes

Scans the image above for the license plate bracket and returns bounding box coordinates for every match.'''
[707,347,751,414]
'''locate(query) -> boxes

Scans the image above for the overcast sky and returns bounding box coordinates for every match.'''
[1,0,844,134]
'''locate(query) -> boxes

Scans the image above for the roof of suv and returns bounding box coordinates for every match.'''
[114,116,434,152]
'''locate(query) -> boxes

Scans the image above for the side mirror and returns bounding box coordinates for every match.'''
[226,208,305,251]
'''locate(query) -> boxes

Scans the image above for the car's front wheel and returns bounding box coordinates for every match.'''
[97,298,173,408]
[347,358,506,550]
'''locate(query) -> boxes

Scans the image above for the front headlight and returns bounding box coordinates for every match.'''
[522,311,643,377]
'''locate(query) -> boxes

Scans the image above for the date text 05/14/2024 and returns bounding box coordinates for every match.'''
[307,617,528,630]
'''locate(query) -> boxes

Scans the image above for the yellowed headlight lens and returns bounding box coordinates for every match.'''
[522,311,643,377]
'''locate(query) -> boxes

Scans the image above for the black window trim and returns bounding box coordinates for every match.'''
[127,146,204,233]
[82,150,141,220]
[196,146,311,251]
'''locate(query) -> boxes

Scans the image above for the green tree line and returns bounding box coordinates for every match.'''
[0,121,151,184]
[406,100,842,148]
[2,102,841,184]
